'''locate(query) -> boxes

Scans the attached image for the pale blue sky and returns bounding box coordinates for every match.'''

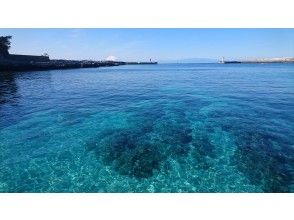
[0,29,293,61]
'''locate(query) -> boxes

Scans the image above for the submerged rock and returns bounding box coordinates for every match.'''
[86,127,163,179]
[232,131,293,192]
[113,143,161,178]
[84,109,195,179]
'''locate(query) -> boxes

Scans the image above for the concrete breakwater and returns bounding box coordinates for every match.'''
[0,59,158,72]
[125,61,158,65]
[220,57,294,64]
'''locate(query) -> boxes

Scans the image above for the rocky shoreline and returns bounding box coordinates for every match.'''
[0,59,158,72]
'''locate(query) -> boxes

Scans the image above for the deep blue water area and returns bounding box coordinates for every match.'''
[0,63,293,192]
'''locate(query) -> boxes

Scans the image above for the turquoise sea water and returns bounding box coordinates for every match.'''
[0,63,293,192]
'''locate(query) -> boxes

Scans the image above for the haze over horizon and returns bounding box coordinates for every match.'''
[0,29,293,62]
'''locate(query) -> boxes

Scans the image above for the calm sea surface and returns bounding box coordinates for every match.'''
[0,63,293,192]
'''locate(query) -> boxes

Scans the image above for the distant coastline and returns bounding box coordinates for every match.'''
[0,35,157,72]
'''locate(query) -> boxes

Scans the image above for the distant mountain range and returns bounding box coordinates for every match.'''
[159,58,218,63]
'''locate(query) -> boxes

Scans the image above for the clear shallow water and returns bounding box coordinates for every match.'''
[0,63,293,192]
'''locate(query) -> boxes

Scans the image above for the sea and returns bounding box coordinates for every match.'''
[0,63,293,192]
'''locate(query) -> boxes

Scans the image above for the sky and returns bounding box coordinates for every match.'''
[0,29,293,62]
